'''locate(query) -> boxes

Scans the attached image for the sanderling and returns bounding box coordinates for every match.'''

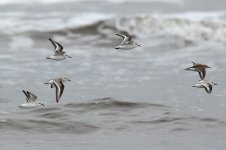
[44,77,71,103]
[47,38,72,61]
[19,90,45,108]
[192,80,217,94]
[185,62,211,80]
[115,33,141,50]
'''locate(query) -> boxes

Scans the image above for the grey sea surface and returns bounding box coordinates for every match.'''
[1,0,226,149]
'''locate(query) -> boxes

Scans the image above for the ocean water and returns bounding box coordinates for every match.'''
[1,0,226,149]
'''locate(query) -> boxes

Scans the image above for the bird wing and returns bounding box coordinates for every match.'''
[197,67,206,80]
[53,80,64,103]
[116,33,131,43]
[26,91,37,102]
[49,38,64,52]
[58,81,64,99]
[204,83,212,94]
[22,90,29,101]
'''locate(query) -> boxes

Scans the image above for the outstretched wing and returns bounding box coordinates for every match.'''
[26,91,37,102]
[58,81,64,99]
[197,67,206,80]
[116,33,132,43]
[49,38,64,52]
[204,83,212,94]
[53,80,64,103]
[22,90,29,101]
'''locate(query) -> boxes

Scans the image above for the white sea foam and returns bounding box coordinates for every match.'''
[1,10,226,42]
[98,12,226,42]
[0,12,113,35]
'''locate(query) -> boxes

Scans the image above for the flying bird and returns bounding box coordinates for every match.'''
[19,90,45,108]
[192,80,217,94]
[44,77,71,103]
[185,62,211,80]
[47,38,72,60]
[115,33,141,50]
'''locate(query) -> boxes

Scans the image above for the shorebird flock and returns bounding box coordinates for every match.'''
[185,62,217,94]
[20,33,216,108]
[20,38,72,108]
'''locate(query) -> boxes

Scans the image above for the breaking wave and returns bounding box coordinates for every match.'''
[4,12,226,43]
[96,12,226,42]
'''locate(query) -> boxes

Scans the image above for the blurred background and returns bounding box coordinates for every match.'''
[0,0,226,149]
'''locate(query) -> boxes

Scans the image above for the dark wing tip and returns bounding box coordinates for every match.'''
[49,37,57,49]
[22,90,28,97]
[49,37,53,41]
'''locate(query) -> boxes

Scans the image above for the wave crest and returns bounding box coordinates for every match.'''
[96,12,226,42]
[3,12,226,45]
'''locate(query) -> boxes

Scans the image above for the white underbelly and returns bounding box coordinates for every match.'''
[50,56,65,60]
[116,45,137,50]
[19,103,38,108]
